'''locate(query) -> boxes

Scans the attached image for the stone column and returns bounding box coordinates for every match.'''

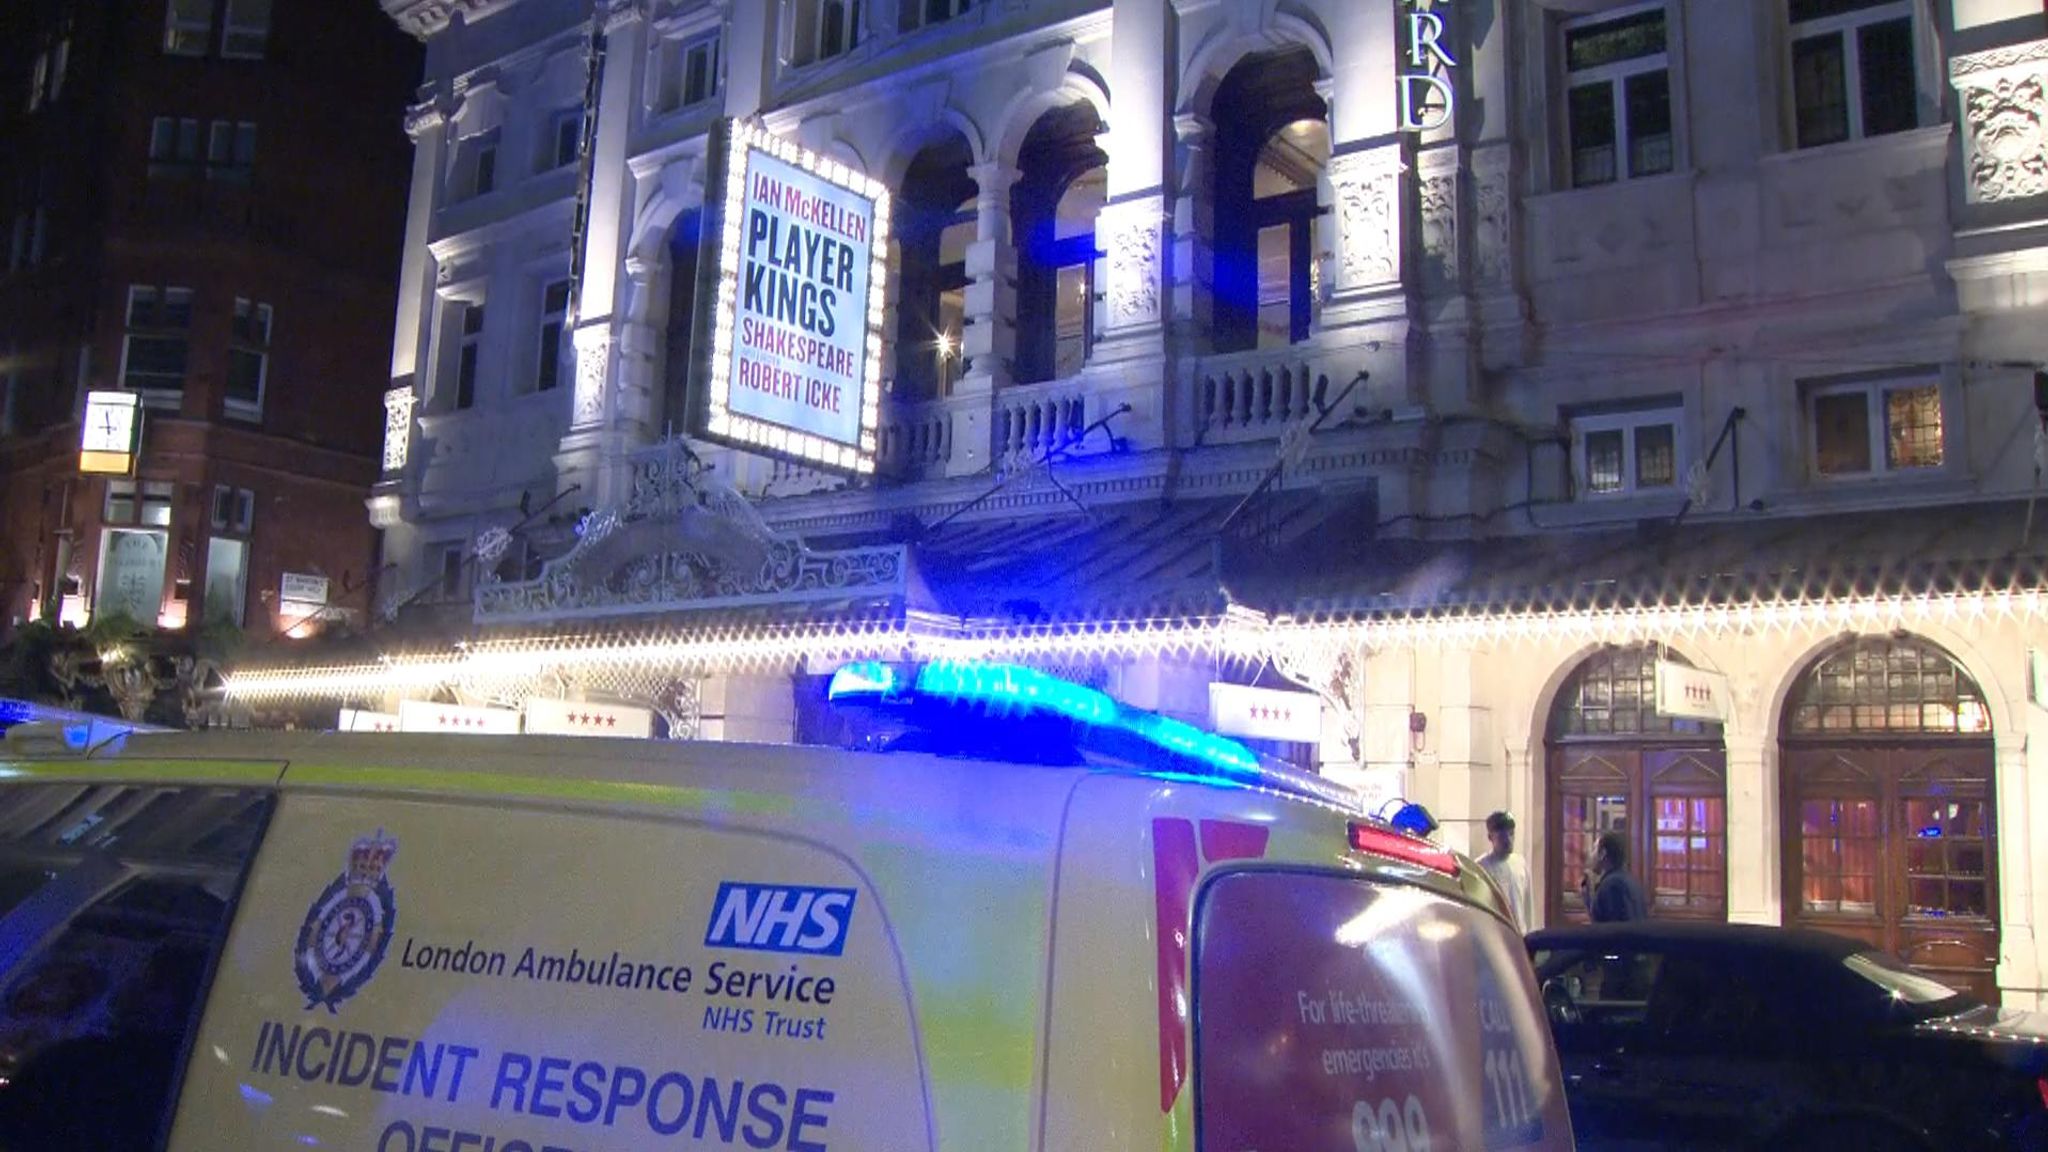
[951,160,1017,477]
[555,1,649,508]
[611,254,662,443]
[1169,114,1214,347]
[1432,646,1494,859]
[2000,728,2042,1006]
[1723,735,1776,926]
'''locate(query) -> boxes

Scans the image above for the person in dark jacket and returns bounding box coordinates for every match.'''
[1581,830,1649,923]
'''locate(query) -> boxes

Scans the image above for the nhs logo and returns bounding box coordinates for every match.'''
[705,882,857,956]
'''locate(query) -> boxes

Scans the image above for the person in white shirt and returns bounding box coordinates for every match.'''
[1478,810,1534,931]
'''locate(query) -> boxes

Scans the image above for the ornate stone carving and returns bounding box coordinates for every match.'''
[1417,167,1458,292]
[1100,202,1162,327]
[382,387,417,473]
[1952,39,2048,204]
[1473,163,1510,284]
[657,679,701,741]
[473,438,908,625]
[1330,149,1405,289]
[572,325,611,426]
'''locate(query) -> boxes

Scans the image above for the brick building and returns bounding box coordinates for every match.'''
[0,0,419,645]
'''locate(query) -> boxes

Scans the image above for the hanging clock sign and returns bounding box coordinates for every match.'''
[80,390,142,476]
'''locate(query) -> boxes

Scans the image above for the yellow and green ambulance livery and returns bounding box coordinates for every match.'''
[0,662,1571,1151]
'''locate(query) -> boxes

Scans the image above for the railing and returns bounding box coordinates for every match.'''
[996,385,1088,459]
[877,400,953,479]
[1191,352,1331,444]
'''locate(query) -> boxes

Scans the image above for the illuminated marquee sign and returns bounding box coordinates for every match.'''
[1399,0,1457,132]
[79,390,142,475]
[689,119,889,475]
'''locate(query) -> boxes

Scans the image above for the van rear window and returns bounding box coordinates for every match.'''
[0,783,272,1152]
[1194,870,1573,1152]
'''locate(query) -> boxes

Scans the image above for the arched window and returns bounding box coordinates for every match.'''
[1779,634,1998,1000]
[892,137,976,404]
[1012,101,1106,385]
[1785,635,1990,736]
[1546,644,1726,923]
[1210,47,1327,352]
[1550,644,1723,740]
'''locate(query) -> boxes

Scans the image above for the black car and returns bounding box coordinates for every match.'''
[1527,921,2048,1151]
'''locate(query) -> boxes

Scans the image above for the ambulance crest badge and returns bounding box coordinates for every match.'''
[294,828,398,1013]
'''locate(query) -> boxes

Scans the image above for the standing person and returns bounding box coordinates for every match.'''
[1477,810,1534,931]
[1580,830,1648,923]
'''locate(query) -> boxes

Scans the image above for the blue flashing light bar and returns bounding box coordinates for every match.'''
[828,660,1327,796]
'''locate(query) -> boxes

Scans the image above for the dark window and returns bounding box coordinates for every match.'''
[1563,9,1671,187]
[123,286,194,399]
[226,298,270,419]
[548,110,581,171]
[536,280,569,392]
[221,0,270,58]
[205,121,256,181]
[0,784,272,1152]
[455,303,483,410]
[1791,1,1914,149]
[148,117,201,176]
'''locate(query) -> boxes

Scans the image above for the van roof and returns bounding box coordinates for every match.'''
[2,726,1367,814]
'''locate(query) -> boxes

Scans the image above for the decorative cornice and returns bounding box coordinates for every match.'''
[381,0,503,40]
[1951,38,2048,81]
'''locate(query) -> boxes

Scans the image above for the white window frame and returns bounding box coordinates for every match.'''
[1807,377,1946,479]
[163,0,212,56]
[1571,407,1684,499]
[221,0,271,59]
[226,297,271,421]
[451,300,485,411]
[546,107,582,171]
[121,284,195,407]
[788,0,866,68]
[1787,0,1915,148]
[653,30,723,113]
[1560,2,1674,188]
[535,278,570,392]
[206,120,257,180]
[210,484,255,533]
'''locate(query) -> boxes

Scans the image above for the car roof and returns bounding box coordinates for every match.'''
[1525,919,1871,961]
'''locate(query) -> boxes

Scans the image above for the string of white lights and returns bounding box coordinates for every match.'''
[220,582,2048,704]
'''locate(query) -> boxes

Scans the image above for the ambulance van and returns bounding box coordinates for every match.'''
[0,661,1571,1151]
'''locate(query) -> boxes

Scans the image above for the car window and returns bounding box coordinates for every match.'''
[0,783,272,1152]
[1643,952,1781,1055]
[1534,947,1662,1032]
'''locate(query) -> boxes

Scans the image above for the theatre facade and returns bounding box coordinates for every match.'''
[225,0,2048,1004]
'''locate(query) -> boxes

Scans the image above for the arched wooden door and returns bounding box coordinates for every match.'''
[1546,645,1728,926]
[1781,636,1998,1001]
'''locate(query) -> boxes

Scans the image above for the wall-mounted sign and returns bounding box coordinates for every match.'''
[396,699,522,735]
[1653,660,1731,723]
[279,572,329,606]
[1399,1,1457,132]
[1208,682,1324,743]
[523,696,655,739]
[337,708,399,733]
[688,119,888,476]
[79,390,142,475]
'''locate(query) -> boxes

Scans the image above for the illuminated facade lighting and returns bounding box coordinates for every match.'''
[221,582,2048,704]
